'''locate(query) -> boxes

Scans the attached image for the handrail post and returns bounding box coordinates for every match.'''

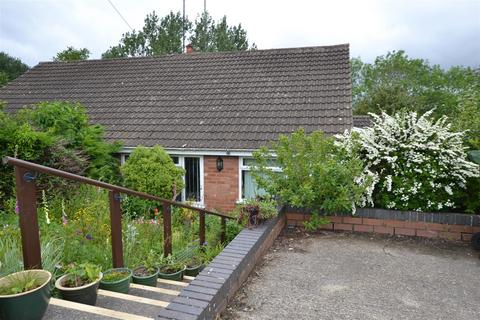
[109,191,124,267]
[15,166,42,269]
[220,217,226,244]
[163,201,172,256]
[199,210,206,247]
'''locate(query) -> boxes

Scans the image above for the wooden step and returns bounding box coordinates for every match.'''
[157,278,189,287]
[98,289,169,307]
[183,275,195,282]
[130,283,180,296]
[49,298,154,320]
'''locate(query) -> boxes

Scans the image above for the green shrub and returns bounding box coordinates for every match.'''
[121,145,184,199]
[253,129,369,214]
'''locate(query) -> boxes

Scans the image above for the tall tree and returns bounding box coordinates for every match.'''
[102,11,190,58]
[54,46,90,62]
[190,13,252,52]
[352,51,480,118]
[0,52,29,86]
[103,10,254,59]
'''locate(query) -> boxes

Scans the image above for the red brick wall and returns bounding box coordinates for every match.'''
[204,156,239,212]
[286,212,479,242]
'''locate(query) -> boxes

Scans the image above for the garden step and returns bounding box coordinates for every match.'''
[47,298,154,320]
[44,276,196,319]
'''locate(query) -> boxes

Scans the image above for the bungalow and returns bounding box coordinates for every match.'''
[0,44,355,212]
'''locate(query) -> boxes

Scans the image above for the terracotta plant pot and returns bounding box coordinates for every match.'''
[132,266,159,287]
[55,272,102,306]
[100,268,132,294]
[0,269,52,320]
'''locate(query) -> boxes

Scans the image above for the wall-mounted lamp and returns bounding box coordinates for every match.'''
[216,156,224,172]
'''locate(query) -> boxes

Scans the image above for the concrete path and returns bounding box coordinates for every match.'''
[222,231,480,320]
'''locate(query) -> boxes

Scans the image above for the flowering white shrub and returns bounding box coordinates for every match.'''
[337,110,480,212]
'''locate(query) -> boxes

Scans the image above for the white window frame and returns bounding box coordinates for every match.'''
[238,157,281,202]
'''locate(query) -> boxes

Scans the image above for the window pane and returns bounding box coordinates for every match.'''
[185,157,200,202]
[171,156,179,164]
[242,170,267,199]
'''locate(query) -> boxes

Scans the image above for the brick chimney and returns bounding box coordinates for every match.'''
[186,43,193,54]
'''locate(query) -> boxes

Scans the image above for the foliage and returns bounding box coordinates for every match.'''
[121,145,184,199]
[337,110,480,212]
[303,212,330,232]
[351,51,480,119]
[200,244,224,264]
[233,197,278,226]
[54,46,90,62]
[0,101,120,210]
[190,12,253,52]
[253,129,368,214]
[102,10,254,58]
[102,270,130,282]
[0,272,42,295]
[0,52,29,87]
[158,254,185,273]
[61,262,101,287]
[102,11,190,58]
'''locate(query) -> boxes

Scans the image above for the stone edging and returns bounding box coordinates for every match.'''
[158,211,286,320]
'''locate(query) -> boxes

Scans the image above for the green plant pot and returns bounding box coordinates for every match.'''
[158,267,185,281]
[55,272,102,306]
[0,269,52,320]
[100,268,132,294]
[185,264,204,277]
[132,266,159,287]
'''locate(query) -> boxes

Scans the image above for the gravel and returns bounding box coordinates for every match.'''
[221,230,480,320]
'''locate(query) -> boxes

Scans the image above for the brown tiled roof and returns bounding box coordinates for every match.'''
[353,115,372,128]
[0,44,352,150]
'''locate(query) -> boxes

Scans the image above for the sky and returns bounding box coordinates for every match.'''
[0,0,479,68]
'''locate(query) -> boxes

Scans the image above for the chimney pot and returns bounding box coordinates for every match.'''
[186,43,193,54]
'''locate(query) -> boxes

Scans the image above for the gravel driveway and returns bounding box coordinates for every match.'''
[221,230,480,320]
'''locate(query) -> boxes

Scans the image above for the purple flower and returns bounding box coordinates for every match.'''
[15,200,20,214]
[85,234,93,240]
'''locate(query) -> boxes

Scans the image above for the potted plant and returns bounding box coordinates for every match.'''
[132,251,159,287]
[99,268,132,294]
[55,263,102,306]
[184,256,204,277]
[236,197,277,227]
[0,269,52,320]
[157,255,185,281]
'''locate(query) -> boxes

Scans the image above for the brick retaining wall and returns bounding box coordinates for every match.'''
[286,207,480,242]
[158,211,286,320]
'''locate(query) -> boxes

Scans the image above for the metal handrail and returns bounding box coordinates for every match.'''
[3,157,233,219]
[3,156,232,269]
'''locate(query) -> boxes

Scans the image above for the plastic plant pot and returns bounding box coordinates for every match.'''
[100,268,132,293]
[0,269,52,320]
[55,272,102,306]
[185,264,204,277]
[157,266,185,281]
[132,266,159,287]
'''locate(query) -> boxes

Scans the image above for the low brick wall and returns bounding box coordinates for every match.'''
[158,211,286,320]
[286,207,480,242]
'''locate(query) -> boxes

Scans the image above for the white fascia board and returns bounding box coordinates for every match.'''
[119,147,255,157]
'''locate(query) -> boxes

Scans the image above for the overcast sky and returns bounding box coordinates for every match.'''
[0,0,479,68]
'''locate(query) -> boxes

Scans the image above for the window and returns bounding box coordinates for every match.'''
[239,157,280,200]
[172,155,204,204]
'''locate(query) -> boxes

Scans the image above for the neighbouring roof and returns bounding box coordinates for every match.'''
[353,115,372,128]
[0,44,352,150]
